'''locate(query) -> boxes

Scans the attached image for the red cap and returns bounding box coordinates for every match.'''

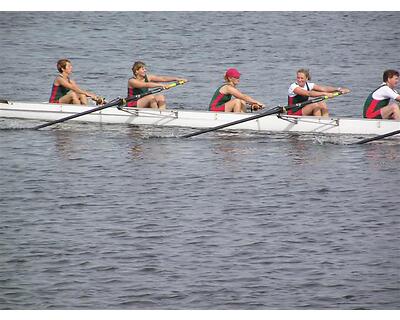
[225,68,241,79]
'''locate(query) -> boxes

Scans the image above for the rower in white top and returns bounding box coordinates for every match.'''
[287,68,350,117]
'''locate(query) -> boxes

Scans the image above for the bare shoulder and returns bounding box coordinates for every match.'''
[221,84,235,94]
[53,75,63,85]
[128,77,137,87]
[129,77,145,88]
[293,86,309,94]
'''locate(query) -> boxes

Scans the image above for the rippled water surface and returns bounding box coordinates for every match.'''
[0,12,399,309]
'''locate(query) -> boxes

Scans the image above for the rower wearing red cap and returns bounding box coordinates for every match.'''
[209,68,264,112]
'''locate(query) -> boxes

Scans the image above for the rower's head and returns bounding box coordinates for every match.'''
[225,68,241,84]
[57,59,72,73]
[132,61,147,77]
[383,69,399,88]
[296,68,311,86]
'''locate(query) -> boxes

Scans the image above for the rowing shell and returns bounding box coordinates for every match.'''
[1,100,399,136]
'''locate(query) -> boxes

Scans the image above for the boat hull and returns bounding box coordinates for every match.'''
[1,100,400,136]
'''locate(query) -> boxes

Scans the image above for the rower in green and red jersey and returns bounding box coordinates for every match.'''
[209,84,233,112]
[49,80,70,103]
[209,68,263,113]
[49,59,99,105]
[363,69,400,120]
[127,74,149,107]
[127,61,187,109]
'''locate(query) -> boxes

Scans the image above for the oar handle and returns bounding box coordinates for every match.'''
[92,96,106,105]
[165,80,187,89]
[283,91,343,113]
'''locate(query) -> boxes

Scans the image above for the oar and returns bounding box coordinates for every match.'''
[34,80,186,130]
[353,129,400,144]
[33,97,123,130]
[182,92,343,138]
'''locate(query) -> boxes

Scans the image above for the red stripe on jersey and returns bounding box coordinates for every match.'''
[49,85,59,103]
[365,99,382,119]
[210,93,225,110]
[287,108,303,116]
[127,87,138,107]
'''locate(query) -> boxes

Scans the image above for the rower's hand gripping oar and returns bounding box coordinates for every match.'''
[34,80,186,130]
[93,96,107,105]
[181,92,343,138]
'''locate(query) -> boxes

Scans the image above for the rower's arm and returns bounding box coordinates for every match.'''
[226,86,263,106]
[313,84,350,94]
[148,74,187,83]
[293,86,326,98]
[57,77,96,98]
[129,78,164,89]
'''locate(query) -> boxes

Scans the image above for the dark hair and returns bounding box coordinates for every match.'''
[383,69,399,82]
[57,59,71,73]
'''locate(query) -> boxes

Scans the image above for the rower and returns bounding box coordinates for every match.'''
[209,68,264,112]
[49,59,101,105]
[363,69,400,120]
[287,68,350,117]
[127,61,187,109]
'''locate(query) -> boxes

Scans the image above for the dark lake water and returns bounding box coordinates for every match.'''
[0,12,399,309]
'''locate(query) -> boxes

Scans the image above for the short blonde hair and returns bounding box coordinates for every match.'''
[297,68,311,80]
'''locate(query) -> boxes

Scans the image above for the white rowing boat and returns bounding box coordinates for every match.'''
[1,99,399,136]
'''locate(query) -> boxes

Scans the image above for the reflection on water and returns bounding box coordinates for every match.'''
[361,143,400,170]
[210,135,259,165]
[130,144,144,159]
[53,130,75,159]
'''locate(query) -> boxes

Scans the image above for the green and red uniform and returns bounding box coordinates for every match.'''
[49,76,70,103]
[127,75,149,107]
[363,84,398,119]
[209,85,232,112]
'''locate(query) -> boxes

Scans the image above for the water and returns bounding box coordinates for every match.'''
[0,12,399,309]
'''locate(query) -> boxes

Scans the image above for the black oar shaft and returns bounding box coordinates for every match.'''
[34,98,122,130]
[182,107,281,138]
[354,129,400,144]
